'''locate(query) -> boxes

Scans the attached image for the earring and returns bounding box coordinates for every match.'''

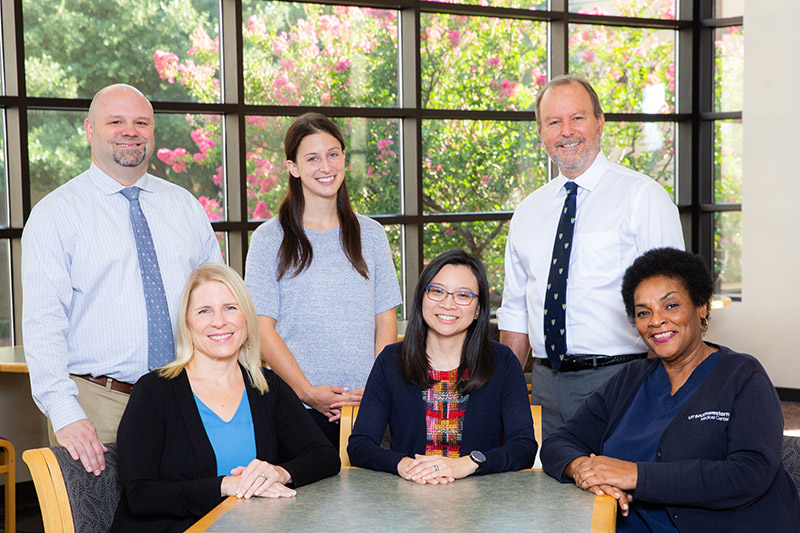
[474,313,479,319]
[636,336,648,352]
[700,315,709,333]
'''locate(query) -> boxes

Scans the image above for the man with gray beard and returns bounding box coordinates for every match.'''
[22,84,222,476]
[497,75,684,440]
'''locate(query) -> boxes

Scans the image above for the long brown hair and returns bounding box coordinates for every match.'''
[277,113,368,280]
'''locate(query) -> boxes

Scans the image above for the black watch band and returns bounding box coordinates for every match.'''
[469,450,486,474]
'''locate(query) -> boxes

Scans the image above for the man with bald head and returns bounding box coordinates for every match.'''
[498,75,684,439]
[22,84,222,474]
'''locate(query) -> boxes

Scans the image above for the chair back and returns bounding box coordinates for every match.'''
[339,405,359,467]
[782,435,800,499]
[0,438,16,533]
[23,443,122,533]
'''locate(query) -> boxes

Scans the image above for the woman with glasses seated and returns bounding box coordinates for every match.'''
[245,113,401,448]
[348,249,537,483]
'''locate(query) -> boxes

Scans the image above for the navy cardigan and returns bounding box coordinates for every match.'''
[347,341,537,475]
[541,344,800,532]
[112,366,340,533]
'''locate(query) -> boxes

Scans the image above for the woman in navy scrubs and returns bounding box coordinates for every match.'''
[541,247,800,531]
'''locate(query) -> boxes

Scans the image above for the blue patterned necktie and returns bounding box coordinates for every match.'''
[543,181,578,370]
[120,186,175,370]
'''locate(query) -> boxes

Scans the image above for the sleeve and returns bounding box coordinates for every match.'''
[244,223,280,319]
[116,376,224,518]
[632,181,685,253]
[347,346,410,474]
[540,374,620,483]
[636,371,786,509]
[481,348,538,474]
[496,216,530,334]
[21,206,86,432]
[367,221,402,315]
[269,371,341,486]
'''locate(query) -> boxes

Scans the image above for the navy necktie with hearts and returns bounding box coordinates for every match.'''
[543,181,578,370]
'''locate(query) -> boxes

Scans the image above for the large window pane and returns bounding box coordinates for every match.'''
[714,211,741,296]
[569,25,676,114]
[0,240,11,346]
[421,14,546,111]
[422,119,546,214]
[23,0,220,101]
[244,116,401,221]
[714,120,742,204]
[602,122,676,199]
[714,26,743,112]
[570,0,676,19]
[28,110,225,222]
[424,221,508,311]
[242,2,398,107]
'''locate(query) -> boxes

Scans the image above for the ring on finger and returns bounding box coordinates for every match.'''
[259,472,268,480]
[433,464,439,472]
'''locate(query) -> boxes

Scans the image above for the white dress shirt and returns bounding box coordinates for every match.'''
[497,151,685,358]
[22,164,223,432]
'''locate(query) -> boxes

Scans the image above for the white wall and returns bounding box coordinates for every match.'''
[704,0,800,389]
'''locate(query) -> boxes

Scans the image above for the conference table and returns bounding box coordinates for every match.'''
[188,468,616,532]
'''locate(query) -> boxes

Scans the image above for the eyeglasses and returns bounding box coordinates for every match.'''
[424,286,478,306]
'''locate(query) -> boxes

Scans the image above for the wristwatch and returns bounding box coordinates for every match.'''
[469,450,486,474]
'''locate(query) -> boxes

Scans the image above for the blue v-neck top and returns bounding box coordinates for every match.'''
[194,389,257,476]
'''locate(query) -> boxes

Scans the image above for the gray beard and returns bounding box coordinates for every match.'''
[113,147,147,168]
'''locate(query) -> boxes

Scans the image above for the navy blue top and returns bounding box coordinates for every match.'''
[194,390,257,477]
[603,352,720,531]
[541,344,800,532]
[348,341,537,475]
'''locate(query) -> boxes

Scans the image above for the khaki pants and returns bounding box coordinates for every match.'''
[47,375,131,446]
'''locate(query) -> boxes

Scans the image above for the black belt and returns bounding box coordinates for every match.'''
[536,353,647,372]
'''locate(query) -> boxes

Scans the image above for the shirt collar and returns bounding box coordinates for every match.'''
[550,150,609,197]
[88,163,153,195]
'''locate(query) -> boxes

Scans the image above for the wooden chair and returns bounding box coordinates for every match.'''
[22,444,121,533]
[0,438,15,533]
[339,405,359,467]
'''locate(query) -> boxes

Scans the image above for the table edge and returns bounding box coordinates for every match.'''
[185,496,240,532]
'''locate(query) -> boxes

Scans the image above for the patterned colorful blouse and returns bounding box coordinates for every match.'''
[423,368,469,458]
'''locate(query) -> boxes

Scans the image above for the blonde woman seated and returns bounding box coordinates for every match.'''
[348,250,537,482]
[112,264,340,532]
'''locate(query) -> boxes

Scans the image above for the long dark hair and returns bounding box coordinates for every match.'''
[400,249,494,395]
[276,113,368,280]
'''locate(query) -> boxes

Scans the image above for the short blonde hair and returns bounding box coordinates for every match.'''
[159,263,268,393]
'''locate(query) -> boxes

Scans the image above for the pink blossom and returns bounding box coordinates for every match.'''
[334,58,351,71]
[153,50,179,83]
[274,75,289,88]
[198,196,223,222]
[377,140,394,150]
[171,160,187,173]
[212,167,223,187]
[500,79,519,99]
[480,175,490,186]
[485,57,501,69]
[279,58,296,71]
[446,30,462,48]
[321,92,331,105]
[188,27,218,56]
[247,16,267,36]
[581,49,596,63]
[156,147,187,166]
[253,201,271,220]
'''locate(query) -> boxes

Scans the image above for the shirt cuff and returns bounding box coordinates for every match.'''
[48,397,89,434]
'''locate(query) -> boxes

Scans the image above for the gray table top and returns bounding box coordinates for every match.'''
[197,468,611,532]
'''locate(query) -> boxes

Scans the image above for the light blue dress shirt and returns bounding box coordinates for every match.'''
[22,164,223,432]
